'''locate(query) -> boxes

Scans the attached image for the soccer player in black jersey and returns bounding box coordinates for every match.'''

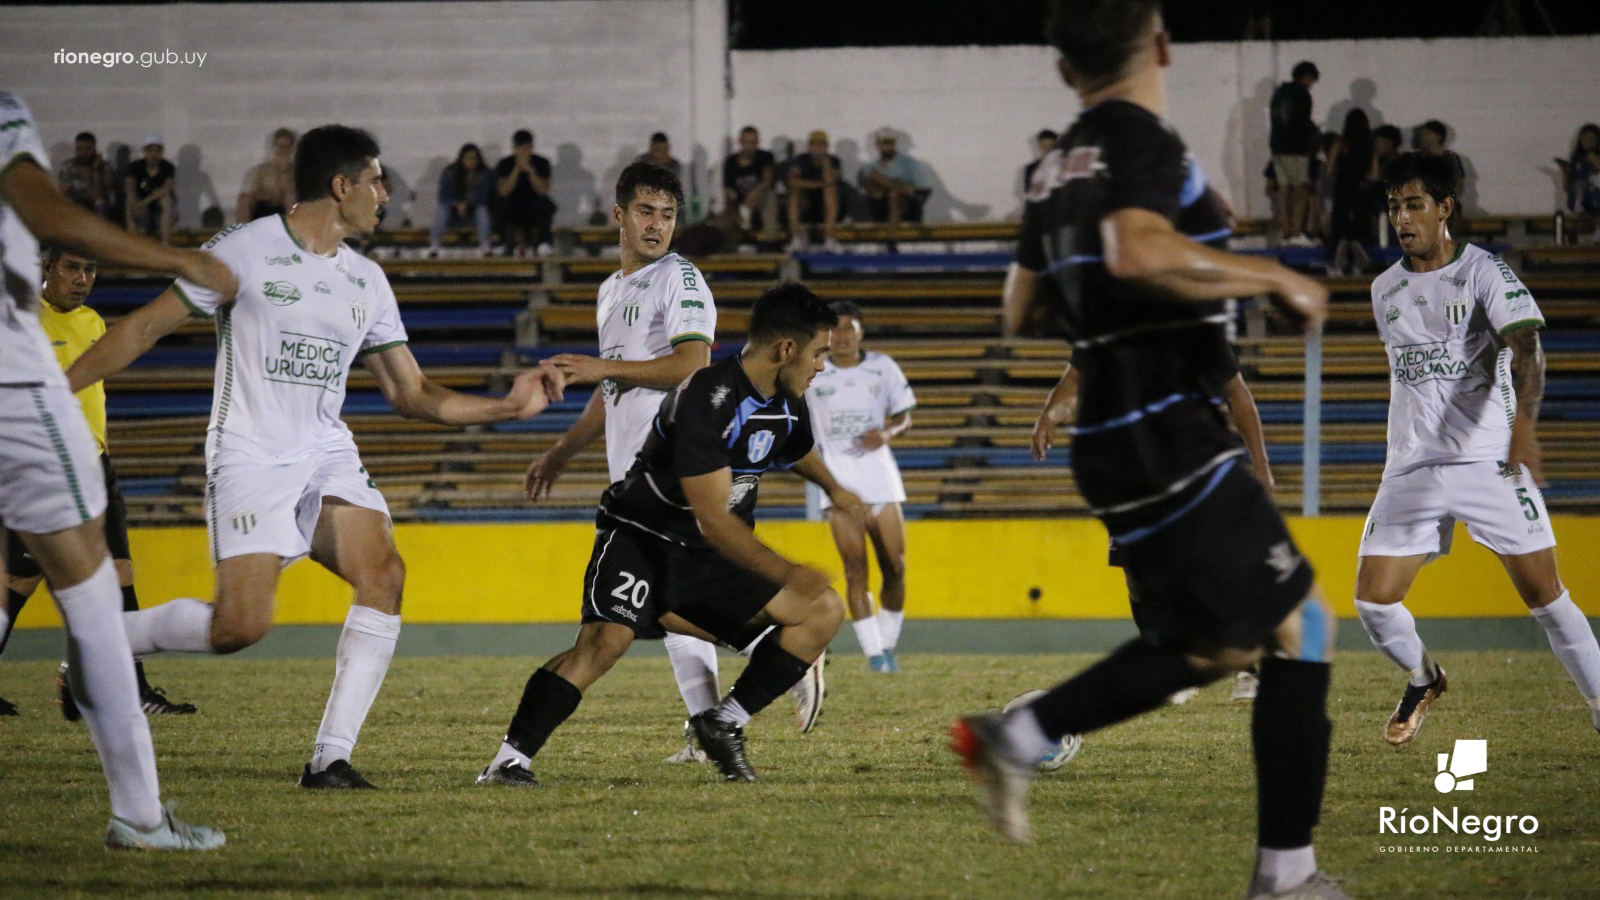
[478,282,863,785]
[953,4,1347,899]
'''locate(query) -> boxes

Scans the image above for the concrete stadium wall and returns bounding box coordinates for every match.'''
[12,516,1600,630]
[2,5,1593,227]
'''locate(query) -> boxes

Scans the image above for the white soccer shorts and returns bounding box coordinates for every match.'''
[205,445,389,563]
[0,385,107,534]
[1359,460,1555,560]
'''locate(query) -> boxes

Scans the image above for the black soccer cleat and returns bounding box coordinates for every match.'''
[140,685,198,716]
[55,662,81,722]
[0,693,17,716]
[475,760,541,787]
[688,711,756,783]
[298,759,377,789]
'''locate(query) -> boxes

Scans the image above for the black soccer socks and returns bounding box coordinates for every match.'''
[1252,657,1333,849]
[504,667,583,759]
[1028,637,1209,739]
[725,635,811,718]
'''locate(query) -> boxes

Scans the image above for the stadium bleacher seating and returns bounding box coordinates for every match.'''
[95,216,1600,525]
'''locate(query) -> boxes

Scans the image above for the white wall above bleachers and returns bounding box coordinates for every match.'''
[2,3,1593,228]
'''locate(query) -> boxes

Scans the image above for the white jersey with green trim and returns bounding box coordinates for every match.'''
[1369,242,1543,478]
[0,90,63,388]
[596,251,716,482]
[173,215,408,464]
[805,350,916,505]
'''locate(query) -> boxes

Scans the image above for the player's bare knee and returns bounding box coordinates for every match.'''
[209,618,268,654]
[810,588,846,633]
[363,552,406,610]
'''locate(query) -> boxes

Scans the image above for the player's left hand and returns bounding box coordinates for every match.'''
[548,353,610,385]
[1507,424,1546,486]
[506,366,564,418]
[829,487,869,526]
[856,429,888,452]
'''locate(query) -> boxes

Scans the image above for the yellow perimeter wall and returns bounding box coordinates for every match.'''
[14,516,1600,628]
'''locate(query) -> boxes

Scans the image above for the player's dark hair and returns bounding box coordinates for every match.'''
[74,131,95,144]
[1045,0,1161,89]
[40,243,65,264]
[512,129,534,147]
[1571,123,1600,167]
[614,161,685,209]
[739,125,759,137]
[650,131,669,145]
[749,282,837,346]
[294,124,381,203]
[1381,151,1463,214]
[829,300,863,325]
[1036,128,1058,142]
[1418,120,1448,142]
[1291,61,1319,81]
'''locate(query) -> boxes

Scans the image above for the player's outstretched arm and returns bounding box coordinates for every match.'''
[67,289,195,392]
[1222,373,1274,491]
[1505,324,1547,484]
[525,388,606,501]
[1001,263,1039,338]
[0,159,236,298]
[789,449,867,524]
[549,340,710,390]
[1031,363,1080,462]
[365,346,564,426]
[681,468,833,599]
[1101,208,1327,332]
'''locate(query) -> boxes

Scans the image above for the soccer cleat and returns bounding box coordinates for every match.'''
[949,713,1036,843]
[0,693,17,716]
[55,662,80,722]
[868,654,892,674]
[882,648,901,672]
[664,720,711,763]
[298,759,376,789]
[1384,665,1448,746]
[140,685,198,715]
[475,759,541,787]
[789,649,826,734]
[688,711,756,782]
[1244,870,1354,899]
[104,802,225,851]
[1167,686,1201,705]
[1231,670,1260,702]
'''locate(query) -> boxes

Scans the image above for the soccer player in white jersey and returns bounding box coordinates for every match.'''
[68,125,564,789]
[526,162,824,759]
[804,302,915,672]
[1357,151,1600,745]
[0,88,234,849]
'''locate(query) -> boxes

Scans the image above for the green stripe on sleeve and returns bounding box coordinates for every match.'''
[1497,318,1544,337]
[172,282,214,318]
[356,340,407,359]
[670,332,712,347]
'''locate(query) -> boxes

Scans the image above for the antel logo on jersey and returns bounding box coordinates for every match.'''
[262,281,303,306]
[265,253,302,266]
[747,430,775,462]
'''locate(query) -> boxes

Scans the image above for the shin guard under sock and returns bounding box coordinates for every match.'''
[504,668,583,759]
[723,634,811,719]
[1253,657,1333,849]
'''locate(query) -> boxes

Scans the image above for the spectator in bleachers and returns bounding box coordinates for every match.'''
[1269,60,1320,247]
[235,127,296,224]
[1309,130,1339,240]
[1328,109,1378,275]
[1558,123,1600,216]
[636,131,683,181]
[1373,124,1403,169]
[56,131,111,216]
[123,133,176,244]
[787,129,843,253]
[1022,128,1057,193]
[722,125,778,239]
[428,143,494,256]
[860,128,932,249]
[1412,119,1448,154]
[495,129,556,257]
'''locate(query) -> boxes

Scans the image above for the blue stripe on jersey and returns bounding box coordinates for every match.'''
[1298,598,1328,663]
[1044,254,1104,273]
[1180,158,1207,208]
[1069,392,1192,436]
[1186,227,1232,244]
[1110,456,1237,545]
[725,395,767,449]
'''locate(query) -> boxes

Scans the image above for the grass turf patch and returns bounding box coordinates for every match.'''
[1,650,1595,899]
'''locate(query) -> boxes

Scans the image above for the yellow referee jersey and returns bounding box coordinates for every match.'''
[38,303,109,454]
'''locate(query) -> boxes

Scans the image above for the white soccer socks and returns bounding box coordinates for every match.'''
[309,605,400,774]
[1530,592,1600,721]
[877,607,904,651]
[122,597,215,655]
[852,616,885,659]
[1355,599,1434,685]
[54,558,163,829]
[664,632,720,717]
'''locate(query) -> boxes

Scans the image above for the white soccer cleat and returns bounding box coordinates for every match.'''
[1231,670,1260,702]
[1168,686,1201,705]
[104,802,224,851]
[663,720,710,764]
[789,649,827,733]
[950,713,1036,843]
[1244,870,1354,899]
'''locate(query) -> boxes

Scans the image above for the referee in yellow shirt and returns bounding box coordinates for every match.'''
[0,247,195,717]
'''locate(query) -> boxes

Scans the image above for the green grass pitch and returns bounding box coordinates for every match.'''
[2,651,1595,899]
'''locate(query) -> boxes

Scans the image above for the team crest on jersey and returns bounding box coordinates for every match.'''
[1445,297,1469,325]
[229,510,258,534]
[747,429,775,462]
[262,281,302,306]
[623,297,641,326]
[710,385,731,409]
[351,303,367,328]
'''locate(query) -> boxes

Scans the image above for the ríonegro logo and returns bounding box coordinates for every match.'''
[1434,739,1486,792]
[1377,738,1541,854]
